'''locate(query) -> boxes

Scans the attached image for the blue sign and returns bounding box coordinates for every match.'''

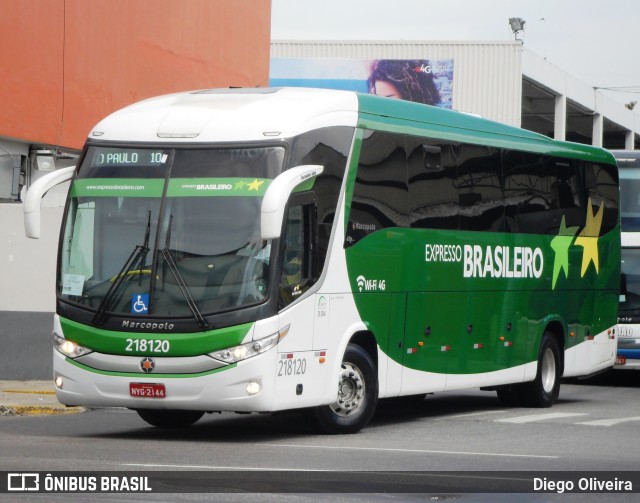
[131,293,149,314]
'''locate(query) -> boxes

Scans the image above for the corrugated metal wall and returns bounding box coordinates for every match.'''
[271,41,523,127]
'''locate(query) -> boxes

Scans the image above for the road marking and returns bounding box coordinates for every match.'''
[433,410,507,420]
[494,412,588,424]
[264,443,557,459]
[578,416,640,427]
[1,389,56,395]
[125,443,557,466]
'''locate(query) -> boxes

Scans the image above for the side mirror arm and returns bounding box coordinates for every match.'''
[23,166,75,239]
[260,164,323,240]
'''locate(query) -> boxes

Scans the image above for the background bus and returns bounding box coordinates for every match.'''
[24,88,620,433]
[613,150,640,369]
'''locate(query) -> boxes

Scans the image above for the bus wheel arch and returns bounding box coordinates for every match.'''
[349,330,378,369]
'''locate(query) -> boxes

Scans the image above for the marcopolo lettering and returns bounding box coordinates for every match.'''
[122,320,175,330]
[463,244,543,279]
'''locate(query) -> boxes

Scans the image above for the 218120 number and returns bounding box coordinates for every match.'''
[278,358,307,377]
[125,338,170,353]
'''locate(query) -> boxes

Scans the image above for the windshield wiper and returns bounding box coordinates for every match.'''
[161,215,210,330]
[92,212,151,326]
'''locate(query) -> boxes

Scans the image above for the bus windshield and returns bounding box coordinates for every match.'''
[618,160,640,319]
[620,168,640,231]
[621,248,640,316]
[59,145,285,320]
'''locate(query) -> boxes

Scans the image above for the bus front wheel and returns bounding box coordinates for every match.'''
[520,332,561,407]
[136,409,204,428]
[304,343,378,434]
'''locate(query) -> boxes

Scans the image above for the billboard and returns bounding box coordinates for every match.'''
[270,58,453,108]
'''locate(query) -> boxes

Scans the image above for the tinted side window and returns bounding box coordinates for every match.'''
[585,162,619,235]
[407,137,459,230]
[346,131,408,246]
[503,151,549,233]
[549,158,584,232]
[503,152,585,235]
[456,144,503,231]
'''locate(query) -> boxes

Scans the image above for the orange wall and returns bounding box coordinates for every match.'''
[0,0,272,150]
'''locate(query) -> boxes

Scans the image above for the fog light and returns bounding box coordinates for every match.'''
[246,381,261,396]
[55,376,63,388]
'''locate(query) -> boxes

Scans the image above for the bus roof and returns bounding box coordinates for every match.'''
[357,93,615,164]
[89,87,359,144]
[88,87,615,165]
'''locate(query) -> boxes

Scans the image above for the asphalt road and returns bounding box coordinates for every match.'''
[1,372,639,501]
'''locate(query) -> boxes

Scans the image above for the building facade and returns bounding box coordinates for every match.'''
[0,0,272,379]
[271,40,640,149]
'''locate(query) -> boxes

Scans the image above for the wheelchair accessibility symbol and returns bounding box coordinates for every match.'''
[131,293,149,314]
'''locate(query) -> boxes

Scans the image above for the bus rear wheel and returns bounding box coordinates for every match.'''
[520,332,561,407]
[136,409,204,428]
[304,344,378,434]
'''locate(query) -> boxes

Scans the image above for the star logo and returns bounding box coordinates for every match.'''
[140,357,155,373]
[247,179,265,191]
[575,198,604,277]
[234,180,246,190]
[550,216,578,289]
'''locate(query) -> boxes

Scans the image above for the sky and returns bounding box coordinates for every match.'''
[271,0,640,106]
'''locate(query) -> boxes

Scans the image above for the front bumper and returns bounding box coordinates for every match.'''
[53,348,278,412]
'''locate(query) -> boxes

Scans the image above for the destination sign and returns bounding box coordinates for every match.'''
[95,150,168,166]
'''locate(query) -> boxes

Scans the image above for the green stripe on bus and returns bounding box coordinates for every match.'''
[166,178,271,197]
[71,178,165,198]
[59,317,253,357]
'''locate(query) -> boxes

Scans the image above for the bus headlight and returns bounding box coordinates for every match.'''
[53,331,93,358]
[209,325,289,364]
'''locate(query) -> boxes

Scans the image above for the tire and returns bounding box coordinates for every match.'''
[519,332,561,407]
[136,409,204,428]
[305,344,378,434]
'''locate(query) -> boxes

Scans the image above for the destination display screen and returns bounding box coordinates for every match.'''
[95,150,168,166]
[79,147,172,179]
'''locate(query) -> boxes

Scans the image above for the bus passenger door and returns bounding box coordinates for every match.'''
[274,199,331,410]
[278,199,317,351]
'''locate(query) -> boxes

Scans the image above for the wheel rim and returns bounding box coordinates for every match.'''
[540,347,556,393]
[329,362,366,417]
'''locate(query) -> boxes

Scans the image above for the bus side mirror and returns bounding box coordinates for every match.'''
[23,166,75,239]
[261,164,323,240]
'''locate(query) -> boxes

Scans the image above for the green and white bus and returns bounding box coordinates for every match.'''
[25,88,620,433]
[612,150,640,369]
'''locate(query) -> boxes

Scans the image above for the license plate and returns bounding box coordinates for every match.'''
[618,328,634,338]
[129,383,166,398]
[615,356,627,366]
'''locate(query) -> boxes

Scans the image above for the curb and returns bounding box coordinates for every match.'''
[0,404,87,416]
[0,381,87,416]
